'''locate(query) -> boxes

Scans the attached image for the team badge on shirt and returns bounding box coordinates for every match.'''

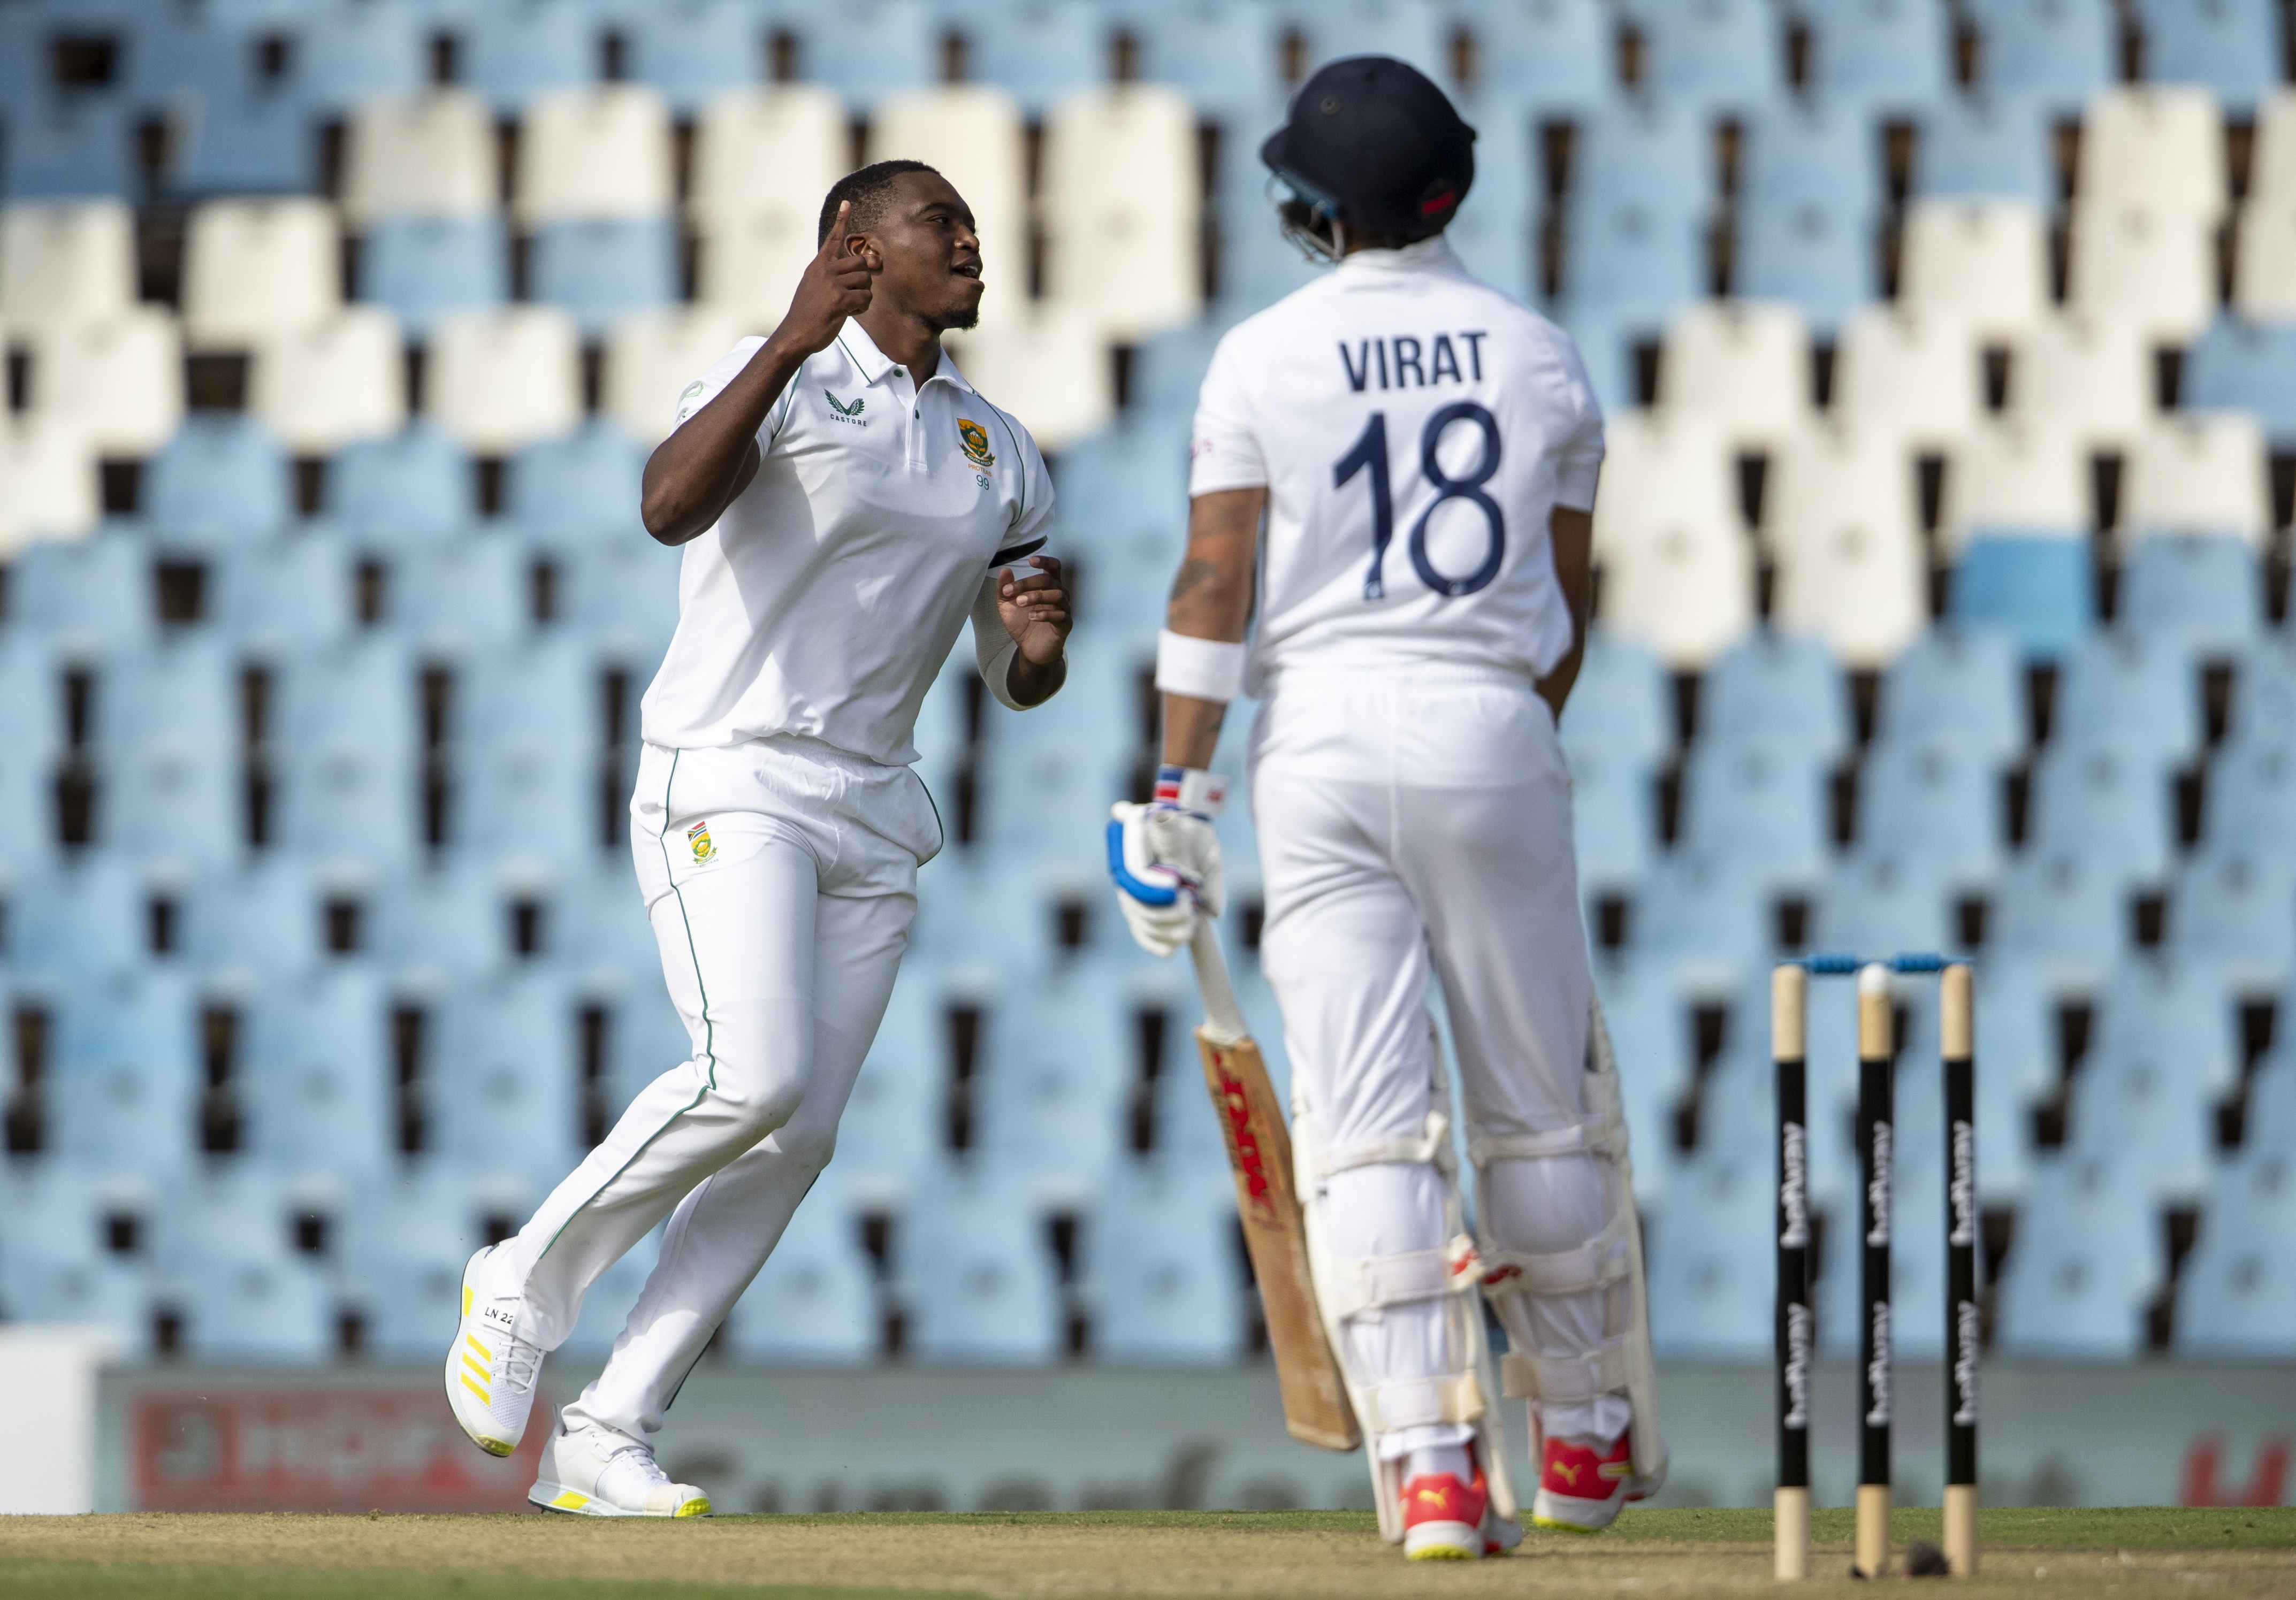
[687,821,716,863]
[958,418,995,468]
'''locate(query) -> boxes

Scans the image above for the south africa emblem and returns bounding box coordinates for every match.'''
[958,418,994,469]
[687,821,716,863]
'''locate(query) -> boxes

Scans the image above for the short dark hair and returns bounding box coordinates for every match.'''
[817,160,944,245]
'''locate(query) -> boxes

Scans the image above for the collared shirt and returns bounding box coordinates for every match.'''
[640,320,1055,764]
[1188,235,1604,693]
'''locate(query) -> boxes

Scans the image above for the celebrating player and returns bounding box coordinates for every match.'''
[1110,59,1664,1558]
[446,161,1070,1516]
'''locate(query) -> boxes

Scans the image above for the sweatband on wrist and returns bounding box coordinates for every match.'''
[1155,629,1247,703]
[1152,764,1229,818]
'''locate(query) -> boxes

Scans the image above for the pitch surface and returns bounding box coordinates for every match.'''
[3,1507,2292,1597]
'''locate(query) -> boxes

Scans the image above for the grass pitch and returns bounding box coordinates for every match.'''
[3,1507,2292,1599]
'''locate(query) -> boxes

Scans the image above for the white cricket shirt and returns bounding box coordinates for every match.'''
[640,321,1055,765]
[1189,235,1603,693]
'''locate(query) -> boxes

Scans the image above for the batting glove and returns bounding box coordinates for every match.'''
[1108,765,1229,959]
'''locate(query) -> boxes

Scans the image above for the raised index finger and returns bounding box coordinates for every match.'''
[821,200,853,258]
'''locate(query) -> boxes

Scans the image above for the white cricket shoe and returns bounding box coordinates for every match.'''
[444,1245,544,1457]
[531,1425,713,1518]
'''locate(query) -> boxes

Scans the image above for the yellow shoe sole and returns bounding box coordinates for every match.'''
[1531,1514,1613,1534]
[1406,1545,1477,1561]
[674,1498,713,1518]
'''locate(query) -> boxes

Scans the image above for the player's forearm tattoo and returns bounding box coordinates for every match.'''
[1169,558,1219,605]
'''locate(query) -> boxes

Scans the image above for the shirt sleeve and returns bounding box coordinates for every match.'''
[1547,328,1606,514]
[1187,329,1269,496]
[989,408,1056,568]
[968,573,1028,710]
[668,337,784,441]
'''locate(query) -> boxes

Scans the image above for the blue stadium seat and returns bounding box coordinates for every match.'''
[504,420,648,547]
[152,1167,334,1362]
[0,1163,152,1353]
[836,975,950,1196]
[272,637,424,871]
[2118,536,2262,657]
[461,0,598,112]
[2027,738,2176,883]
[2135,0,2282,113]
[2168,851,2296,991]
[2205,738,2296,865]
[1462,0,1616,114]
[451,642,610,863]
[1646,1150,1773,1357]
[1116,0,1276,118]
[1855,739,2004,888]
[50,966,201,1177]
[1555,307,1641,415]
[2175,1152,2296,1355]
[9,531,156,653]
[1967,0,2116,114]
[2051,628,2201,770]
[1739,103,1882,228]
[974,968,1132,1200]
[180,855,327,976]
[1811,851,1956,956]
[170,94,320,196]
[147,414,293,549]
[2182,318,2296,452]
[1572,103,1715,222]
[1695,1036,1846,1200]
[454,632,597,749]
[286,0,427,113]
[119,7,252,121]
[1994,1151,2160,1357]
[1085,1163,1246,1362]
[897,1166,1063,1362]
[1804,0,1952,113]
[1591,955,1689,1203]
[327,424,477,545]
[1632,0,1783,118]
[1210,101,1324,312]
[723,1177,878,1363]
[2091,954,2243,1097]
[965,0,1108,114]
[1986,849,2130,982]
[1298,0,1455,85]
[2064,1042,2216,1205]
[1948,532,2093,661]
[624,0,765,112]
[1699,630,1851,768]
[596,971,692,1120]
[2226,638,2296,751]
[1677,737,1830,890]
[1444,96,1538,304]
[1913,91,2056,205]
[2,97,134,199]
[1877,624,2025,764]
[527,216,679,338]
[215,533,357,654]
[385,530,530,650]
[1732,200,1877,332]
[1570,746,1660,892]
[241,961,395,1180]
[1559,197,1706,328]
[1628,849,1776,993]
[337,1166,488,1359]
[430,964,584,1187]
[356,215,508,341]
[371,863,514,979]
[0,632,63,872]
[1560,629,1673,771]
[93,634,243,871]
[6,850,149,978]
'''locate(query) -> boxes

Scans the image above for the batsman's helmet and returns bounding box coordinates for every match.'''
[1260,55,1476,262]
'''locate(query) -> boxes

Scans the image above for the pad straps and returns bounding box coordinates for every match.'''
[1500,1339,1631,1403]
[1356,1372,1489,1434]
[1324,1233,1484,1319]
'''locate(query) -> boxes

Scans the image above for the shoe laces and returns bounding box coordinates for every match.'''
[497,1329,543,1394]
[606,1444,670,1487]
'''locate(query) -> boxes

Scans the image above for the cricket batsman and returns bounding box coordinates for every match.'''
[1109,58,1665,1557]
[445,161,1071,1514]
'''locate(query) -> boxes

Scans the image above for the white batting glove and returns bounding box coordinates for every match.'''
[1107,766,1228,959]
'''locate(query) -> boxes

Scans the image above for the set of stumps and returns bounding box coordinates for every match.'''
[1773,955,1979,1580]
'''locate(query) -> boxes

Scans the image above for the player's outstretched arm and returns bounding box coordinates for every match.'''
[639,201,875,546]
[1532,505,1593,720]
[1159,487,1265,769]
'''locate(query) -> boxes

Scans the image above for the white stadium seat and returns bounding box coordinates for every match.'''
[1829,305,1982,450]
[25,308,184,455]
[0,415,99,555]
[2068,205,2217,344]
[2076,87,2229,228]
[2234,201,2296,321]
[1941,418,2091,552]
[425,306,583,452]
[341,90,498,222]
[1597,507,1757,668]
[868,87,1028,328]
[943,305,1113,453]
[604,305,747,446]
[1899,199,2050,339]
[2122,412,2274,546]
[1040,83,1203,342]
[1591,409,1742,562]
[515,85,675,225]
[2008,310,2156,452]
[250,307,409,453]
[1767,422,1926,665]
[686,85,849,236]
[0,200,136,326]
[182,199,344,351]
[697,210,821,331]
[2254,87,2296,209]
[1656,300,1812,451]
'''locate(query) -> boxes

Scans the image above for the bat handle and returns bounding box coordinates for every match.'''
[1189,919,1250,1046]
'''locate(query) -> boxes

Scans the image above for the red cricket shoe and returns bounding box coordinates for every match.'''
[1531,1430,1658,1532]
[1401,1467,1489,1560]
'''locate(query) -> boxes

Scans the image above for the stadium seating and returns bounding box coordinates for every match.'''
[356,215,509,340]
[722,1179,879,1364]
[2007,311,2155,454]
[1995,1152,2161,1358]
[1086,1164,1247,1362]
[1645,1151,1772,1358]
[1967,0,2116,114]
[1913,93,2056,206]
[897,1167,1064,1362]
[2175,1152,2296,1356]
[23,308,187,456]
[1764,422,1927,665]
[2137,0,2284,112]
[341,91,499,224]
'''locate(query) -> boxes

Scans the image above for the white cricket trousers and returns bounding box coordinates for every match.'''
[497,736,937,1444]
[1250,663,1629,1454]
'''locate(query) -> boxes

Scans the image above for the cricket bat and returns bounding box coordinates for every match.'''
[1188,921,1361,1453]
